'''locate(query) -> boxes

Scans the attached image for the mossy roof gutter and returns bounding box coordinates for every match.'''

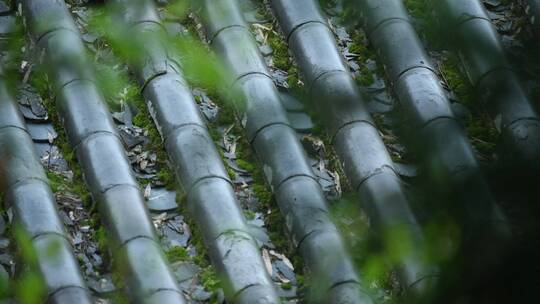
[434,0,540,172]
[269,0,434,298]
[107,0,279,302]
[0,75,92,303]
[200,0,371,303]
[18,1,186,303]
[354,0,511,283]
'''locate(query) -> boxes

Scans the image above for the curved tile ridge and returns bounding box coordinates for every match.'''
[270,0,433,298]
[19,1,186,302]
[108,0,279,302]
[356,0,501,202]
[525,0,540,37]
[354,0,513,294]
[434,0,540,171]
[200,0,371,303]
[0,78,92,304]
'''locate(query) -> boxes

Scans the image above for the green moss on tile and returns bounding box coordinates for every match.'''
[268,35,290,71]
[281,281,292,290]
[244,210,257,221]
[178,206,222,296]
[157,168,176,190]
[200,267,220,293]
[236,159,255,172]
[166,246,190,263]
[217,103,237,125]
[404,0,430,20]
[349,31,380,87]
[226,166,236,179]
[93,226,107,254]
[467,119,498,156]
[440,55,475,108]
[440,55,498,157]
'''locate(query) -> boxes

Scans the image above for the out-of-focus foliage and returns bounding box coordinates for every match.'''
[88,0,236,105]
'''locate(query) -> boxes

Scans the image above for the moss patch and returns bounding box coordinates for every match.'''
[166,246,190,263]
[440,55,498,158]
